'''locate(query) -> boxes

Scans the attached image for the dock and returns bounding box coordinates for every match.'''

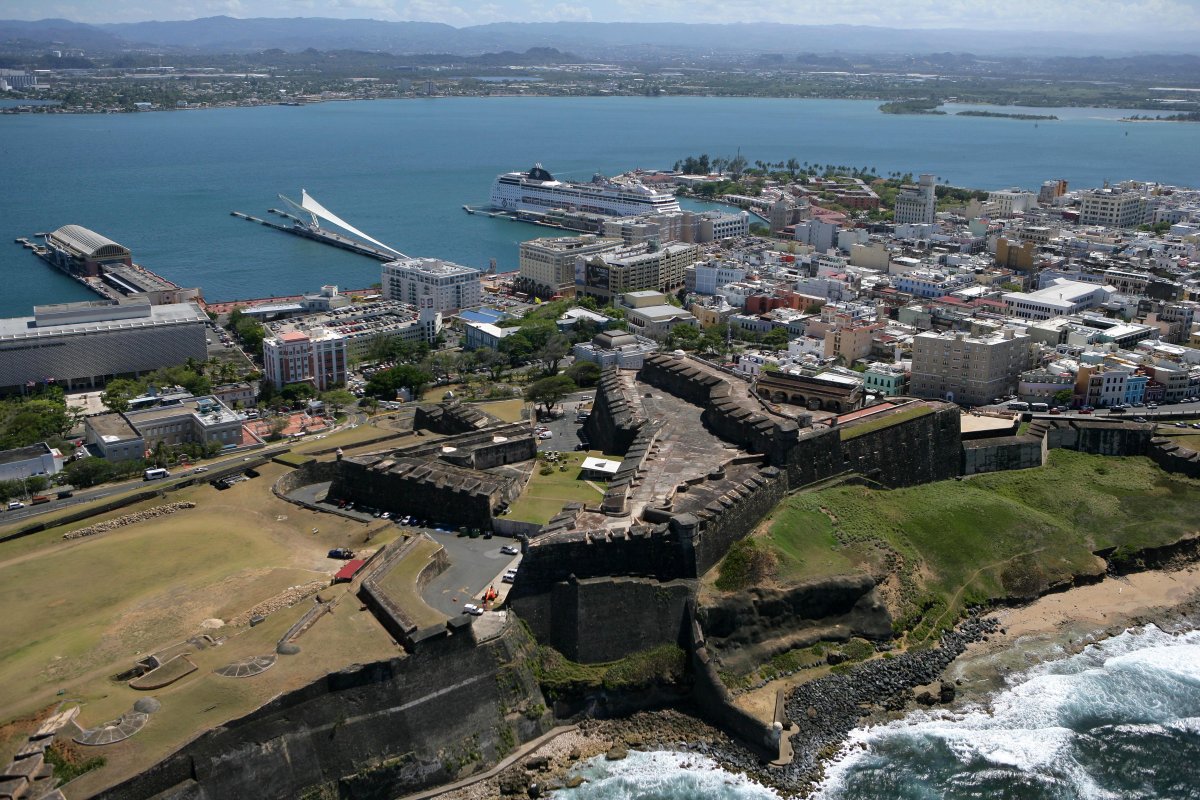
[230,211,398,261]
[461,205,600,234]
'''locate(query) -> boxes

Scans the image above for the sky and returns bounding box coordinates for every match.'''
[2,0,1199,31]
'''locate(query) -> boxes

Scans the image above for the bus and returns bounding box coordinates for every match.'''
[1006,401,1030,412]
[143,467,170,481]
[1030,402,1049,413]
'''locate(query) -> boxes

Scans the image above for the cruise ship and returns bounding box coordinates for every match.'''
[489,164,681,217]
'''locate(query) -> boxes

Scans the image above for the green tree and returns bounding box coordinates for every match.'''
[564,361,601,388]
[536,334,571,375]
[762,327,792,352]
[281,382,317,404]
[1053,389,1074,406]
[61,457,114,488]
[525,375,577,415]
[100,378,141,413]
[320,389,356,416]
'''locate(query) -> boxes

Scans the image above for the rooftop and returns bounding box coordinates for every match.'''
[0,442,53,466]
[0,301,206,342]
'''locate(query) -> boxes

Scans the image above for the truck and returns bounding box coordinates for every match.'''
[31,495,51,505]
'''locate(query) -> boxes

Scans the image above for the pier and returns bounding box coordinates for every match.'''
[230,211,398,261]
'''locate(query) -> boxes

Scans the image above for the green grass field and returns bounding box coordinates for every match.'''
[374,537,448,629]
[506,451,609,525]
[738,451,1200,643]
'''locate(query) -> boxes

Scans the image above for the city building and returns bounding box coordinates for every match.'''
[463,321,519,351]
[86,395,243,462]
[382,257,481,313]
[0,442,64,482]
[0,299,208,394]
[690,260,747,295]
[893,174,938,225]
[1002,279,1117,321]
[571,330,658,369]
[262,328,348,391]
[212,382,256,409]
[895,269,976,299]
[575,241,702,303]
[272,298,441,362]
[862,363,908,397]
[986,189,1039,217]
[910,328,1033,406]
[625,304,698,339]
[518,235,622,297]
[1079,188,1148,228]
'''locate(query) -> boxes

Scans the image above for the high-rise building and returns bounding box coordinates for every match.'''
[382,257,481,313]
[893,174,938,225]
[910,328,1033,406]
[518,235,623,296]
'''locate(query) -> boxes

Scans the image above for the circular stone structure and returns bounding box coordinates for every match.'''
[214,654,277,678]
[74,712,148,746]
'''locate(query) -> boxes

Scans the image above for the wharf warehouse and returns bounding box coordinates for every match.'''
[0,299,208,393]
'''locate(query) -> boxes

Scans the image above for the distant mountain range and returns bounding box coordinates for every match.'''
[1,16,1196,58]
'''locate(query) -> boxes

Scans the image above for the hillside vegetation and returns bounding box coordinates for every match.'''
[731,451,1200,644]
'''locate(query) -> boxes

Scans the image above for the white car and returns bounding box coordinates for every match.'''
[7,501,25,510]
[538,431,553,440]
[500,545,519,556]
[462,604,484,616]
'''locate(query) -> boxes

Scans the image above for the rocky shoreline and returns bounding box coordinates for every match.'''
[440,568,1200,799]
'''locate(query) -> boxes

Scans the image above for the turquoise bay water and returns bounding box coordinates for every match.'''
[561,625,1200,799]
[1,96,1198,316]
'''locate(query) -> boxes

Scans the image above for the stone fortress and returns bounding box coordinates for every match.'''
[93,351,1195,800]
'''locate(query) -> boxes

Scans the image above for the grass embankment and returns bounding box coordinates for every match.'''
[723,451,1200,645]
[533,644,687,697]
[506,451,609,525]
[373,536,447,629]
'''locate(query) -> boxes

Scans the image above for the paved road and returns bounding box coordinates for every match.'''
[1,447,288,527]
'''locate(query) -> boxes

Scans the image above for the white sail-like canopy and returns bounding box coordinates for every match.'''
[282,189,404,257]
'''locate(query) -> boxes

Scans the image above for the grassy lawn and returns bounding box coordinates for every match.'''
[839,405,932,440]
[734,451,1200,643]
[506,451,610,525]
[374,536,448,630]
[0,463,384,726]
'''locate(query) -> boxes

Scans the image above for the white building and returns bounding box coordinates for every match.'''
[986,189,1039,217]
[1002,279,1118,321]
[794,218,840,252]
[691,260,748,295]
[893,174,938,225]
[1079,188,1148,229]
[0,443,64,482]
[382,257,481,313]
[0,299,207,393]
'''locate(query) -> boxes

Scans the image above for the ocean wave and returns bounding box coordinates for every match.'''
[816,625,1200,800]
[558,750,782,800]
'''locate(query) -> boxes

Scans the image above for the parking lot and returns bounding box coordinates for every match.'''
[534,391,595,453]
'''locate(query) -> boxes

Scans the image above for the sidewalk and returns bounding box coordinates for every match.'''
[396,724,578,800]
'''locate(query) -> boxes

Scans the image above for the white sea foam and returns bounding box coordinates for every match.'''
[559,750,782,799]
[816,624,1200,800]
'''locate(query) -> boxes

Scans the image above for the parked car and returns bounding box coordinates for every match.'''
[538,431,553,439]
[462,604,484,616]
[502,574,516,584]
[500,545,519,556]
[327,548,355,559]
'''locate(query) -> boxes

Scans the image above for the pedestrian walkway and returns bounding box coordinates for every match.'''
[396,725,578,800]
